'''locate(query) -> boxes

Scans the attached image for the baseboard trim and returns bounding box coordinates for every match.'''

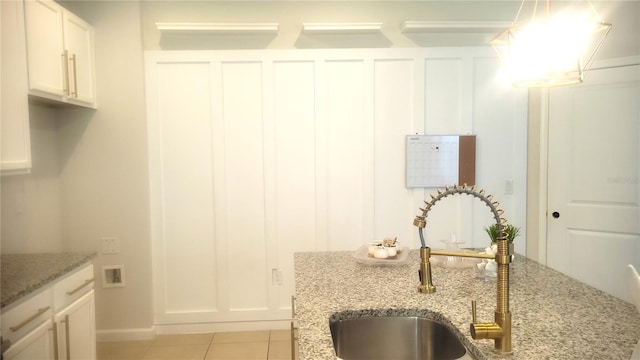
[96,327,156,342]
[97,320,292,341]
[154,320,291,335]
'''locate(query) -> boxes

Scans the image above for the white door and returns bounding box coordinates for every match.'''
[547,63,640,302]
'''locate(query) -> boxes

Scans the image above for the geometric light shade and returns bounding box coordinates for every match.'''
[491,2,611,87]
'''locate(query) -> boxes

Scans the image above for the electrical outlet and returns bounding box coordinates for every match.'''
[505,179,514,195]
[272,268,283,286]
[101,237,120,254]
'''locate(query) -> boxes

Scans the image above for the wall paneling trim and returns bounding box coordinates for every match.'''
[145,48,527,327]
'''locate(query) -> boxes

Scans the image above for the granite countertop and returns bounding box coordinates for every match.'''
[1,252,97,309]
[294,250,640,359]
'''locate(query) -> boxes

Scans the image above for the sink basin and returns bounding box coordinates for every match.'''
[330,316,472,360]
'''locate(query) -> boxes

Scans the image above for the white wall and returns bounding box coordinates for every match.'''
[56,0,153,335]
[1,0,636,335]
[1,102,63,254]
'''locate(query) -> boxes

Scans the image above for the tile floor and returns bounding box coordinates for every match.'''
[97,330,292,360]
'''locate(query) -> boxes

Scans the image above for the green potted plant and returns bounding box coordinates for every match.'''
[484,224,520,243]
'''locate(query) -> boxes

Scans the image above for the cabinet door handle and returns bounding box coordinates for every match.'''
[66,278,94,296]
[61,51,70,96]
[70,53,78,97]
[9,306,50,332]
[62,315,71,360]
[50,324,60,360]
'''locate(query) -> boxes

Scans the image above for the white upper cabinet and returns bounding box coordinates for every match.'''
[1,0,32,174]
[24,0,96,108]
[63,11,95,106]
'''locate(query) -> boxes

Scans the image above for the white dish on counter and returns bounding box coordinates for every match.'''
[353,245,410,266]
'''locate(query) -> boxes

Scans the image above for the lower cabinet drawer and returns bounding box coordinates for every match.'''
[1,289,53,346]
[53,264,95,311]
[2,319,56,360]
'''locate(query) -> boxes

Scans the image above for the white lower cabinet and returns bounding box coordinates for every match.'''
[2,319,56,360]
[1,264,95,360]
[54,291,96,360]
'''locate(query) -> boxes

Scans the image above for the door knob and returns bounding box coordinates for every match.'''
[552,211,560,218]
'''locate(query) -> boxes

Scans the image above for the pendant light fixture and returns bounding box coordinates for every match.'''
[491,0,611,87]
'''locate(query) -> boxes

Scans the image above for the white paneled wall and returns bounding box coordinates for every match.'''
[373,59,417,246]
[146,48,527,327]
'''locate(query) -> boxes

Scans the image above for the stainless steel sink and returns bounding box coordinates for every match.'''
[330,316,472,360]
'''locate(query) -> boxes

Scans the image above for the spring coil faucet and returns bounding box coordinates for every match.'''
[413,184,513,354]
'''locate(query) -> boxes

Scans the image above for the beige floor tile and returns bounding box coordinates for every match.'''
[205,341,268,359]
[269,330,291,342]
[143,344,209,360]
[153,333,214,346]
[211,330,270,343]
[267,340,292,360]
[97,340,153,360]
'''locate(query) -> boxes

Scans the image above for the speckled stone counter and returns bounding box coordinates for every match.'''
[1,252,96,309]
[294,250,640,359]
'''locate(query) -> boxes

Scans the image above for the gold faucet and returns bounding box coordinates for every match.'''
[413,184,512,354]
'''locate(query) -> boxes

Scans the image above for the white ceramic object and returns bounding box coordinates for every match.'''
[385,246,397,257]
[368,243,380,257]
[352,245,410,266]
[373,247,388,259]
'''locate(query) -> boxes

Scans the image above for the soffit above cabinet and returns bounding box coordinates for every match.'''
[156,22,280,35]
[401,21,511,47]
[401,21,510,34]
[302,22,383,34]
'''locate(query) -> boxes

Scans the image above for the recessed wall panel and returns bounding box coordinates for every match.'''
[156,62,217,312]
[325,60,365,251]
[472,57,519,248]
[273,61,317,308]
[373,59,415,243]
[221,62,269,311]
[425,58,462,133]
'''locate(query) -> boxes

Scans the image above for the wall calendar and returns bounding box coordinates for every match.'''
[406,135,476,188]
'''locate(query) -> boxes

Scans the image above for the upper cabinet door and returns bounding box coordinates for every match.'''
[1,0,32,174]
[62,10,95,107]
[24,0,66,99]
[24,0,96,108]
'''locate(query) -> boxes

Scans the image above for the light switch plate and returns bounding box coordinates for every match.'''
[101,237,120,254]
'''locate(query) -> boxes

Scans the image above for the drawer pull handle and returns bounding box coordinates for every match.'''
[61,51,69,96]
[70,53,78,97]
[9,306,50,332]
[66,278,94,296]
